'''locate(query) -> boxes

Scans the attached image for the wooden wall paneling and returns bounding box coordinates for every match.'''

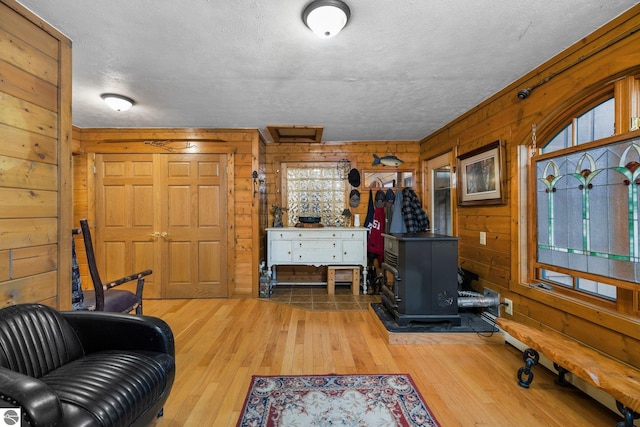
[0,92,57,137]
[226,152,238,297]
[71,150,95,292]
[54,5,73,310]
[0,3,58,57]
[0,60,58,112]
[0,188,58,218]
[0,156,58,190]
[0,218,57,251]
[615,78,634,135]
[456,229,510,253]
[0,124,58,164]
[458,243,510,273]
[10,245,57,279]
[516,283,640,342]
[0,271,57,306]
[0,251,9,281]
[0,0,71,309]
[71,126,83,154]
[616,288,635,316]
[420,5,640,368]
[0,29,58,87]
[256,134,269,297]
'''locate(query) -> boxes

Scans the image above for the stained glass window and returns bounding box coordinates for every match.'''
[535,97,640,298]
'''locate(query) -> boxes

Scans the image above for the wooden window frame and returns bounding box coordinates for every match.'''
[527,76,640,316]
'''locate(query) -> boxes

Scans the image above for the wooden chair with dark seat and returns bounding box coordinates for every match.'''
[73,219,152,314]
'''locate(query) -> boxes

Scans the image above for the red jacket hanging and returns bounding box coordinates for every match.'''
[367,205,386,263]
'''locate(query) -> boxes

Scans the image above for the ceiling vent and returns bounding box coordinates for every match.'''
[266,125,323,143]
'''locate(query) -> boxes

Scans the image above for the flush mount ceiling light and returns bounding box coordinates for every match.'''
[302,0,350,39]
[100,93,134,111]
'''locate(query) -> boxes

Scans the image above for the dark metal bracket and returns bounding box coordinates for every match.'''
[517,348,539,388]
[553,362,571,387]
[616,401,639,427]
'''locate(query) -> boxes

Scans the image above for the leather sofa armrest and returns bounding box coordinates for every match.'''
[0,367,62,426]
[61,311,175,357]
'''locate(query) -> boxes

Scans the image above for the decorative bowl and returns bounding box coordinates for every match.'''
[298,216,321,224]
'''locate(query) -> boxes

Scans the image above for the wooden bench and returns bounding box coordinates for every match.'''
[327,266,360,295]
[496,318,640,427]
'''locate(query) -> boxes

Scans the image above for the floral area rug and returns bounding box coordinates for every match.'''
[237,373,440,426]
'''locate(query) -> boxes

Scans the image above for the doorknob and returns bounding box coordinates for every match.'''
[149,231,170,239]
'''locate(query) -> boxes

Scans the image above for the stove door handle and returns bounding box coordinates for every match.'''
[381,262,401,282]
[381,262,401,303]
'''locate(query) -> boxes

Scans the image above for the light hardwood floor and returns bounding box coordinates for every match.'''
[146,298,621,426]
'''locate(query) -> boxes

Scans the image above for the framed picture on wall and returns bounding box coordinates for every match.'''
[456,140,505,206]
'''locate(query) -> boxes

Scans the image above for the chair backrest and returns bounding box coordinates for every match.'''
[71,229,85,309]
[0,304,83,378]
[79,219,107,311]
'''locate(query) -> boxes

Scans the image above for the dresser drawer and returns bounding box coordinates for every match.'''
[292,240,339,251]
[297,230,343,239]
[338,230,366,240]
[269,231,301,240]
[293,248,342,264]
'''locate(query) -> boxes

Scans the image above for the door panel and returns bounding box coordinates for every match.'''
[95,153,227,299]
[96,154,159,297]
[199,186,220,226]
[162,154,227,298]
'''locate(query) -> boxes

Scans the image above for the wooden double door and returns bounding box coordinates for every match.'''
[95,153,228,298]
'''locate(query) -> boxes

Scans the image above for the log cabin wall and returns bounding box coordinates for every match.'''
[257,136,269,283]
[265,140,420,282]
[71,127,90,287]
[0,0,72,309]
[420,5,640,368]
[74,127,260,297]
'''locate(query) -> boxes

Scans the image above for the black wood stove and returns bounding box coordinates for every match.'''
[381,232,461,326]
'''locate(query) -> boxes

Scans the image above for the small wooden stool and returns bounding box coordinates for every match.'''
[327,266,360,295]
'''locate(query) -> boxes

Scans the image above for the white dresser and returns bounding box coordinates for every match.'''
[266,227,368,292]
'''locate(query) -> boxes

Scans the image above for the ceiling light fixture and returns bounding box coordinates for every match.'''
[302,0,350,39]
[100,93,135,111]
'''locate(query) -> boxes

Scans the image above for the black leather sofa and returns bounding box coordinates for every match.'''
[0,303,175,426]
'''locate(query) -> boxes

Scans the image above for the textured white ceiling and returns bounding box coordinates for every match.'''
[16,0,638,142]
